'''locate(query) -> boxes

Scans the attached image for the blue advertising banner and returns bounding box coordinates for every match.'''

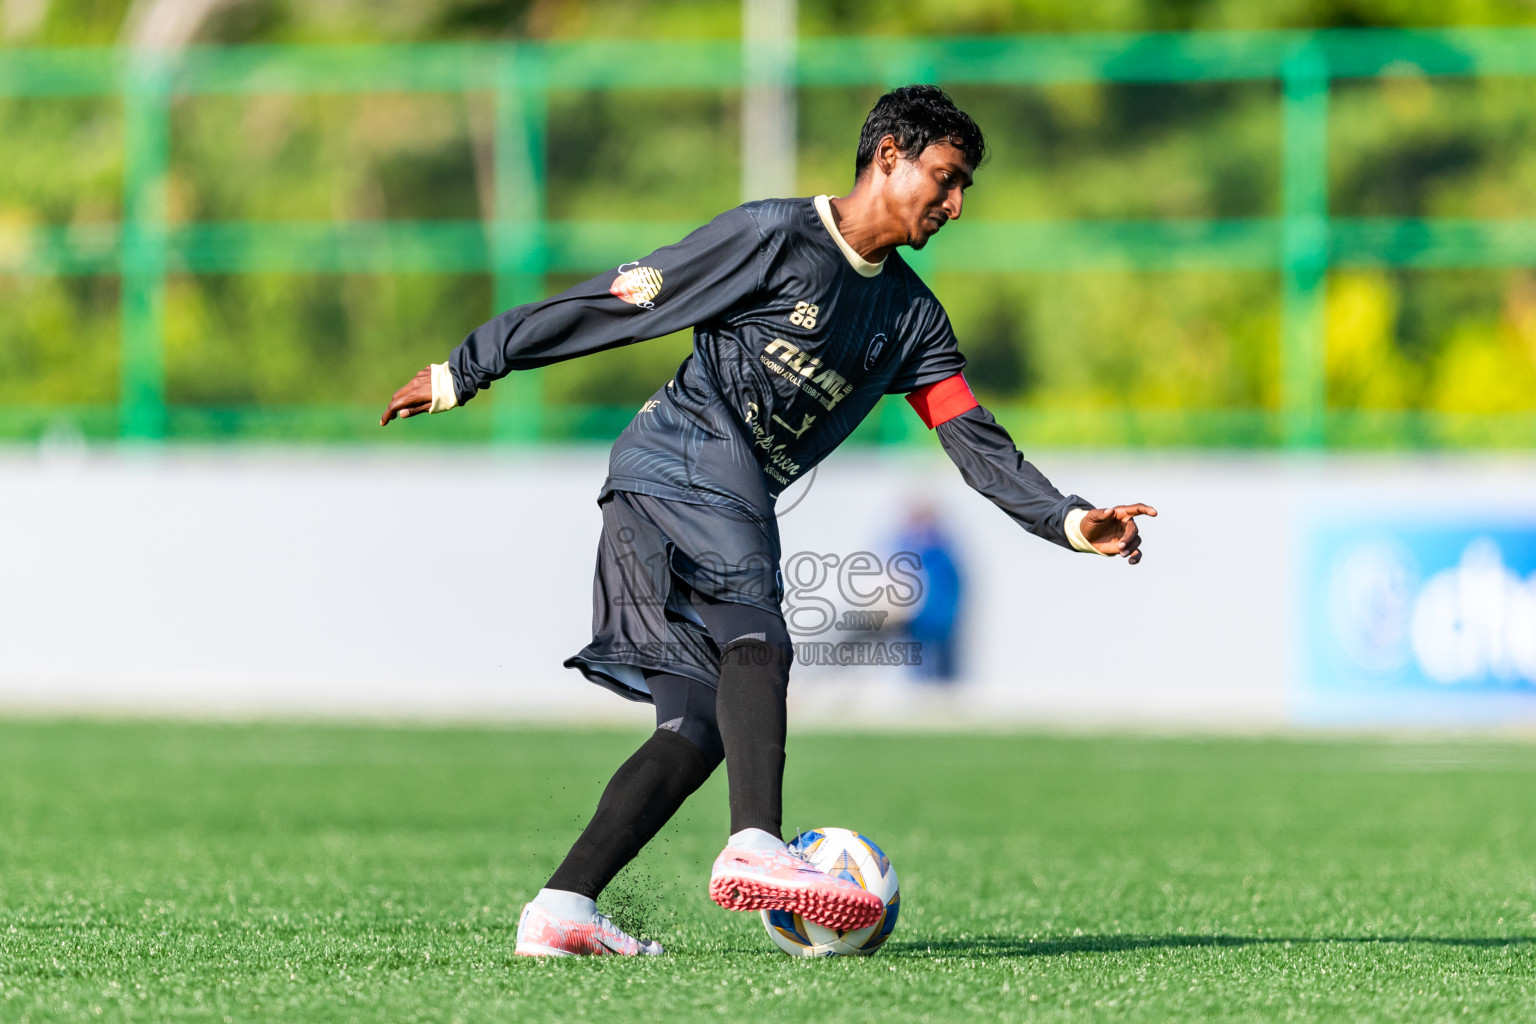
[1302,521,1536,724]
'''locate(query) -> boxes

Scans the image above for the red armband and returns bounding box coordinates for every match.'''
[905,374,978,429]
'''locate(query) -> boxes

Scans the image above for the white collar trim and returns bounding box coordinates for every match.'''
[813,194,885,277]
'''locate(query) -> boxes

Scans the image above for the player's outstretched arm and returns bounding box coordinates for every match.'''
[388,207,765,424]
[907,377,1156,563]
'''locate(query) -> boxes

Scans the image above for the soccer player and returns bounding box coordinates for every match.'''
[380,85,1156,957]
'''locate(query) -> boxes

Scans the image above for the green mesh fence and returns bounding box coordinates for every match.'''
[5,30,1536,447]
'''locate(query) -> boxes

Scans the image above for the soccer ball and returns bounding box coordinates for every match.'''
[761,827,900,956]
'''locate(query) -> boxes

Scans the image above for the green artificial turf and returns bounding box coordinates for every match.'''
[1,719,1534,1022]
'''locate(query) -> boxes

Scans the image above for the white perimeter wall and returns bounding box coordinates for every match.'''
[4,444,1536,728]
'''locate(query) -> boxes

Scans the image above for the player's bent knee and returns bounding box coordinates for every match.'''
[647,671,727,770]
[663,722,724,773]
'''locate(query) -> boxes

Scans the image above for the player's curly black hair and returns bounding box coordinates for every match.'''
[854,84,986,177]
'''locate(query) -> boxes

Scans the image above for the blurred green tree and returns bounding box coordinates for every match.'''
[4,0,1536,442]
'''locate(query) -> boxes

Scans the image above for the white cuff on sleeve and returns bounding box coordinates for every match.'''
[1064,508,1111,555]
[429,362,458,414]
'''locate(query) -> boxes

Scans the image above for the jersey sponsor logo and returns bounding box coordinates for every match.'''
[744,402,804,486]
[761,338,855,411]
[772,412,816,439]
[611,262,663,308]
[789,301,820,330]
[863,333,887,371]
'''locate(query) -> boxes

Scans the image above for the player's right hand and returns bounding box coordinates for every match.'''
[380,365,433,425]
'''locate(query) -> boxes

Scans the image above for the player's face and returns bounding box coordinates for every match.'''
[887,142,974,250]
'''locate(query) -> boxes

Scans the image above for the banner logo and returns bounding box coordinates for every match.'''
[1304,522,1536,722]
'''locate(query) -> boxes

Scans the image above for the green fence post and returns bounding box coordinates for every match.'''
[492,44,548,444]
[886,59,941,449]
[119,54,170,440]
[1279,40,1329,449]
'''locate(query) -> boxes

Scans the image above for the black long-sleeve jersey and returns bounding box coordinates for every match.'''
[448,196,1093,547]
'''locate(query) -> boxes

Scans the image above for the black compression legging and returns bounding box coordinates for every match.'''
[643,595,793,768]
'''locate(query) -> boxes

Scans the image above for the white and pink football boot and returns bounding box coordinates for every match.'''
[709,831,884,931]
[514,899,663,957]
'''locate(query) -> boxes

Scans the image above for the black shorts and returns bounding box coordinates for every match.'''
[563,490,783,701]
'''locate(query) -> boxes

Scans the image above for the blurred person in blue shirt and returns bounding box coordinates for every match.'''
[894,501,965,683]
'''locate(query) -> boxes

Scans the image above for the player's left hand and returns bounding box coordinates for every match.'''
[1080,504,1158,564]
[380,365,433,425]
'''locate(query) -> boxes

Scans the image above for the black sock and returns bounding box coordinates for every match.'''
[714,638,790,838]
[546,728,714,899]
